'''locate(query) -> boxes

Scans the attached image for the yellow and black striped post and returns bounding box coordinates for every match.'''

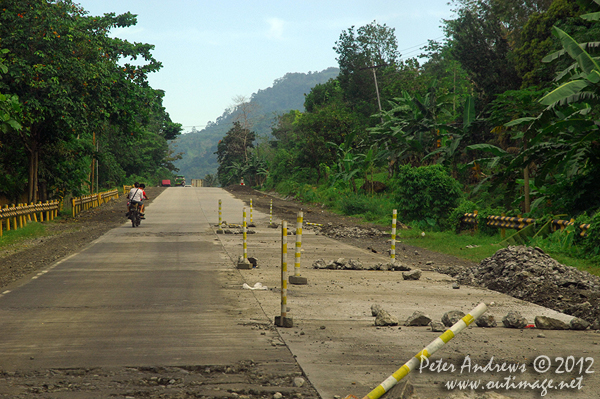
[275,220,293,327]
[270,199,273,225]
[359,303,487,399]
[289,211,307,285]
[391,209,397,260]
[237,207,252,269]
[217,199,223,233]
[250,199,253,223]
[243,207,248,260]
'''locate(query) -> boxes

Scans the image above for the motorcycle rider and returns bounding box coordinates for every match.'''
[127,182,145,218]
[139,183,149,216]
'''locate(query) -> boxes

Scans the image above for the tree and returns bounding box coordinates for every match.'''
[0,0,168,201]
[216,122,256,186]
[444,1,522,105]
[333,21,400,120]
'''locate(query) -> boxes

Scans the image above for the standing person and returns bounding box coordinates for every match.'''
[127,182,145,218]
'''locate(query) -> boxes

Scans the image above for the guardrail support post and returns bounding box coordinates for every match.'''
[275,220,293,328]
[5,205,11,231]
[250,199,253,224]
[289,211,307,285]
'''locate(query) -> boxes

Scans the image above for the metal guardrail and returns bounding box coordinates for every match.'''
[0,201,60,237]
[461,212,590,237]
[71,189,119,217]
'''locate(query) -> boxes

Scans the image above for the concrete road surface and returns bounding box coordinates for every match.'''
[1,187,598,399]
[0,188,300,390]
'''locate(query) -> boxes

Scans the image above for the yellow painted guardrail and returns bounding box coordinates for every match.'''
[71,189,119,217]
[0,200,60,237]
[461,212,590,237]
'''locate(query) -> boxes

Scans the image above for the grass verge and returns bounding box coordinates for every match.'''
[396,227,600,277]
[0,222,48,249]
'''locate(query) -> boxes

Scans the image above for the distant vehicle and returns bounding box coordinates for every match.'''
[174,175,186,186]
[161,180,171,187]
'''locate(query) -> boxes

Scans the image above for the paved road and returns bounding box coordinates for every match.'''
[0,188,291,371]
[2,187,599,399]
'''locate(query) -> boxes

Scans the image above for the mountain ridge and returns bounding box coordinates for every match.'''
[170,67,339,181]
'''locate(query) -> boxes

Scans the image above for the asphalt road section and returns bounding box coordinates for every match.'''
[0,187,320,399]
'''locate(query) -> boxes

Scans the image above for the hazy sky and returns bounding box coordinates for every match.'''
[75,0,454,132]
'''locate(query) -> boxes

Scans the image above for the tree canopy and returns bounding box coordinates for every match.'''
[0,0,181,203]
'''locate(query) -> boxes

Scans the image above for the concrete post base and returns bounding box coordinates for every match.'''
[289,275,308,285]
[274,316,293,328]
[236,259,252,269]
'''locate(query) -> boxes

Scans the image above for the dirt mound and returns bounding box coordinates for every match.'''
[450,245,600,323]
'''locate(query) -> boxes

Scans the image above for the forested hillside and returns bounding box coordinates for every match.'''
[170,68,339,182]
[215,0,600,265]
[0,1,181,204]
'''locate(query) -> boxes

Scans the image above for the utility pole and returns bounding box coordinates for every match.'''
[361,63,387,123]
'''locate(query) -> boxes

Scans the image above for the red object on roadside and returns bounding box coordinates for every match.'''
[525,324,535,328]
[161,180,171,187]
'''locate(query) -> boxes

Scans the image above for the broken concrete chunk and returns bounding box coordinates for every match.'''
[475,314,497,328]
[502,311,528,329]
[570,317,590,330]
[405,311,432,326]
[375,309,399,326]
[389,261,411,271]
[534,316,569,330]
[402,269,422,280]
[430,321,445,332]
[371,304,383,317]
[442,310,466,327]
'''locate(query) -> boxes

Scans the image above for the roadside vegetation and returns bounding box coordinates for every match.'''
[0,0,182,206]
[214,0,600,276]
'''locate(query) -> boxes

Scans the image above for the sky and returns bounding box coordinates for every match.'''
[75,0,454,132]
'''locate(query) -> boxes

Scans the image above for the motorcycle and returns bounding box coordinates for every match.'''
[126,202,142,227]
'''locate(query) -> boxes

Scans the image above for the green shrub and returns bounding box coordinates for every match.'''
[448,199,478,233]
[583,210,600,257]
[391,164,463,230]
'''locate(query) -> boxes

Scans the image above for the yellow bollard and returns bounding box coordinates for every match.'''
[275,220,293,327]
[359,303,488,399]
[236,207,251,269]
[250,199,253,223]
[289,211,307,285]
[243,207,247,260]
[217,199,223,233]
[391,209,397,260]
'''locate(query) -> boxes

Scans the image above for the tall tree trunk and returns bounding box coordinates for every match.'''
[523,138,530,214]
[27,144,39,204]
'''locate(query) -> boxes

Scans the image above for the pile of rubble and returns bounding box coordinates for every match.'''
[312,225,385,239]
[450,246,600,324]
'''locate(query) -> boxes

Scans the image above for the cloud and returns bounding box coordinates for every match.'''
[266,17,285,40]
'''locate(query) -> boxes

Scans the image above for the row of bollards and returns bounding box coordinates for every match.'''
[220,199,401,328]
[216,198,488,398]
